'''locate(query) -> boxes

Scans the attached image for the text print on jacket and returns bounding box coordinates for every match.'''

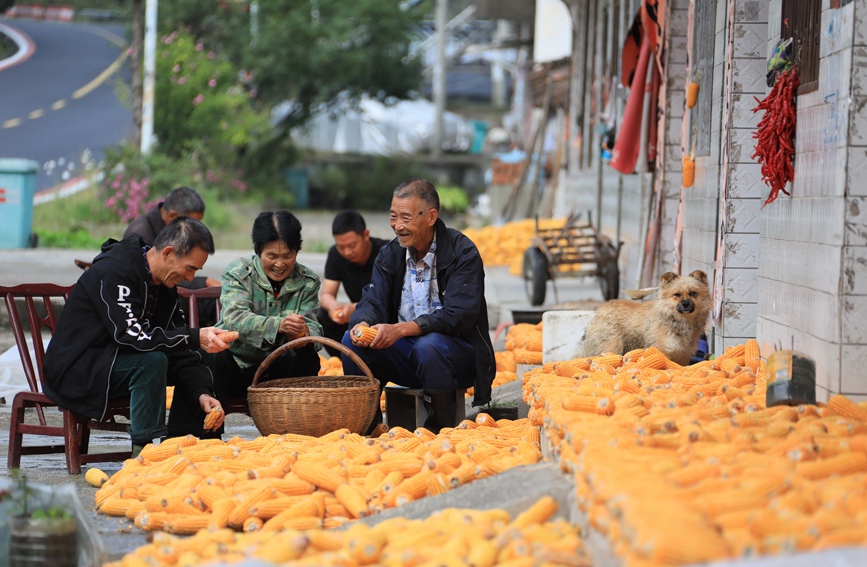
[44,238,211,421]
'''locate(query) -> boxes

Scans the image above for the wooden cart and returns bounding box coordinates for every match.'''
[522,212,622,306]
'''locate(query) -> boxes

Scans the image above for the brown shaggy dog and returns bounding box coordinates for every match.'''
[580,271,712,366]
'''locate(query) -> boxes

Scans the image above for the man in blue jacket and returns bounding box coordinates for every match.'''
[342,179,495,433]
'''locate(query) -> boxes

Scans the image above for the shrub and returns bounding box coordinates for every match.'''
[154,28,270,161]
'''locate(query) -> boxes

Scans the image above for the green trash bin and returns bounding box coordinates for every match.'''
[0,159,39,249]
[284,167,309,209]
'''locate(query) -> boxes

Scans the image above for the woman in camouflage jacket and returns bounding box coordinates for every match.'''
[210,211,322,412]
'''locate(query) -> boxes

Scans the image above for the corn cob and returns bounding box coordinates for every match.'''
[509,496,558,529]
[795,452,867,480]
[249,496,305,519]
[281,516,322,531]
[352,326,378,342]
[98,497,131,517]
[139,443,180,462]
[228,486,275,528]
[826,394,867,422]
[95,484,122,508]
[293,460,346,492]
[307,529,345,552]
[208,498,238,529]
[166,514,210,535]
[262,499,320,532]
[335,483,370,518]
[346,522,387,565]
[86,468,110,488]
[203,406,224,431]
[562,396,616,416]
[242,516,263,533]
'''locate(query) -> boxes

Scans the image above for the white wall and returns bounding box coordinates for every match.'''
[757,0,867,402]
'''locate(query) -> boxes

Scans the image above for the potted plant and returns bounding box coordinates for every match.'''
[1,471,78,567]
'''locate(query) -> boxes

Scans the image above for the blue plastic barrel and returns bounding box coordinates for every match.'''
[0,159,39,249]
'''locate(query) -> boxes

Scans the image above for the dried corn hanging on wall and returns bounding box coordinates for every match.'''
[105,497,586,567]
[522,341,867,565]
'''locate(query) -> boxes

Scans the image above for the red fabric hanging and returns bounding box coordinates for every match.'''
[610,34,652,174]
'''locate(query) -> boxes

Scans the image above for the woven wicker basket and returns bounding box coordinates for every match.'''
[247,336,380,437]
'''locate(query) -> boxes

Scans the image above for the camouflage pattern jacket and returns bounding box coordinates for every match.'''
[218,255,323,368]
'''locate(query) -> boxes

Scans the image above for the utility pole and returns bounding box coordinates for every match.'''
[432,0,447,159]
[130,0,143,150]
[141,0,158,154]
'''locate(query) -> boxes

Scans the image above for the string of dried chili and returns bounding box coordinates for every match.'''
[750,68,799,207]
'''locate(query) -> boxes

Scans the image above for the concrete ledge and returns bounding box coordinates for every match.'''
[355,462,574,526]
[543,309,595,363]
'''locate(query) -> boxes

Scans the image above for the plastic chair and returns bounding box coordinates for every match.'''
[1,284,131,474]
[177,286,249,417]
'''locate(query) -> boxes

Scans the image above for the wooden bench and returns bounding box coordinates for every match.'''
[384,384,466,430]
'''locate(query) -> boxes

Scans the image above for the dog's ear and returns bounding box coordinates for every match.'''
[689,270,708,285]
[659,272,678,286]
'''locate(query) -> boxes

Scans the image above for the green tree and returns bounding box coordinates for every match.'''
[160,0,423,129]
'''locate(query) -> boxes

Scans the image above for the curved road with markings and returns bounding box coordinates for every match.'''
[0,19,133,190]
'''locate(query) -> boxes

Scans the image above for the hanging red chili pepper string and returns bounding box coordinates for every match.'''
[750,68,799,207]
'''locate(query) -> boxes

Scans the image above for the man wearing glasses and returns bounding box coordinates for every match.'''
[341,179,495,433]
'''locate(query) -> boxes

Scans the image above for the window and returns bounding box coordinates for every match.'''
[781,0,820,94]
[690,0,716,157]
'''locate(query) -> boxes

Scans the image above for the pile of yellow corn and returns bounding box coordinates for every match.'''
[318,355,345,377]
[94,414,541,537]
[106,496,586,567]
[465,323,542,399]
[464,218,579,275]
[523,340,867,565]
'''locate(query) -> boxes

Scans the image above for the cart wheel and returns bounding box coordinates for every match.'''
[600,262,620,301]
[523,247,548,306]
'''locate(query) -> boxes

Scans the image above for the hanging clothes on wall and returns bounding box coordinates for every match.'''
[609,0,665,175]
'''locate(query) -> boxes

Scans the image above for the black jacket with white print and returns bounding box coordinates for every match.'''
[44,237,213,420]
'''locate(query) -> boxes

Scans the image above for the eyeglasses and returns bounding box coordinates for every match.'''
[389,210,427,224]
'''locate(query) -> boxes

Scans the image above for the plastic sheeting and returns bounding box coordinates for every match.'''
[285,97,475,156]
[0,339,37,401]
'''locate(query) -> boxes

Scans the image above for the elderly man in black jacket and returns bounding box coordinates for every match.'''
[342,179,495,433]
[45,217,232,456]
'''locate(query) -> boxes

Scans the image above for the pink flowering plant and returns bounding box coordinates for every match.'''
[155,29,269,161]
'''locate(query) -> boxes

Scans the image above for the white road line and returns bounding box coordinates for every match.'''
[0,22,36,72]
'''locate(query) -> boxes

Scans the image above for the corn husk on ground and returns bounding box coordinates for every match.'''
[524,340,867,566]
[94,415,542,538]
[106,495,587,567]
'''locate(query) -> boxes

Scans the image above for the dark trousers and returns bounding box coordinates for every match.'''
[108,351,208,445]
[316,307,348,356]
[340,331,474,391]
[209,345,321,399]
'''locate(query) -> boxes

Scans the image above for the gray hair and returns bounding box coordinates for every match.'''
[153,217,215,256]
[393,179,440,212]
[164,186,206,216]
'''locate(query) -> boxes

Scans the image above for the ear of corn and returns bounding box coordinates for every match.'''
[826,394,867,422]
[352,326,378,343]
[203,407,224,430]
[686,81,700,108]
[683,154,695,188]
[335,483,370,519]
[85,468,109,488]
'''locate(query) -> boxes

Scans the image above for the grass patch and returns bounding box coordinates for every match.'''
[32,182,272,250]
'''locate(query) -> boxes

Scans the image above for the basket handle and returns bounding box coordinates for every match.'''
[251,335,377,388]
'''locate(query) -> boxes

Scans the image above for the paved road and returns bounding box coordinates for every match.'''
[0,19,133,190]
